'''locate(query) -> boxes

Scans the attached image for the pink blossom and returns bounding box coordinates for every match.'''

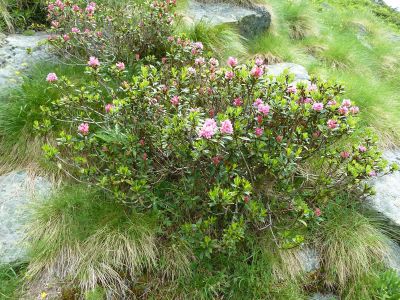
[220,120,233,135]
[255,127,263,137]
[233,98,242,107]
[258,103,270,115]
[308,84,317,92]
[340,151,350,159]
[327,119,338,129]
[195,57,205,65]
[88,56,100,68]
[312,102,324,112]
[71,27,80,33]
[78,123,89,135]
[105,104,114,113]
[199,118,217,139]
[315,208,321,217]
[51,21,59,28]
[48,4,55,11]
[225,71,234,80]
[338,106,349,115]
[250,66,263,78]
[350,106,359,114]
[116,62,125,71]
[327,100,337,106]
[55,0,64,10]
[86,4,96,14]
[63,34,70,42]
[369,170,377,177]
[342,99,351,107]
[46,73,58,83]
[161,57,167,64]
[257,115,263,125]
[303,97,312,104]
[72,5,80,12]
[227,56,238,67]
[84,28,91,34]
[193,41,203,50]
[253,98,263,107]
[209,58,219,66]
[358,145,367,152]
[255,58,264,66]
[96,31,103,38]
[170,96,179,106]
[167,36,174,42]
[276,135,283,142]
[287,85,297,93]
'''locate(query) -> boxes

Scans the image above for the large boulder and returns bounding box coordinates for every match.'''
[369,150,400,226]
[185,0,271,38]
[0,171,51,264]
[0,32,50,86]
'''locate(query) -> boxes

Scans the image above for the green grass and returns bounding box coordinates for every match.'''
[0,63,84,173]
[0,263,25,299]
[26,185,161,298]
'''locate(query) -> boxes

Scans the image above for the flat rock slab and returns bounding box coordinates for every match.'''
[267,63,310,82]
[186,0,271,38]
[370,150,400,226]
[309,294,338,300]
[0,32,49,86]
[0,171,51,264]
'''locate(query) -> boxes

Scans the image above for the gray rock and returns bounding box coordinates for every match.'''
[186,0,271,38]
[267,62,310,82]
[369,150,400,226]
[0,171,51,264]
[309,293,338,300]
[0,32,50,87]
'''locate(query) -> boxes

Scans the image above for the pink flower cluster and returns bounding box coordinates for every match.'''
[227,56,238,67]
[198,119,234,138]
[78,123,89,135]
[170,96,179,106]
[116,62,125,71]
[199,119,218,139]
[253,98,270,116]
[88,56,100,68]
[46,73,58,83]
[250,66,263,78]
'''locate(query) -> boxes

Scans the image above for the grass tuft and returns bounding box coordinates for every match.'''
[26,185,159,297]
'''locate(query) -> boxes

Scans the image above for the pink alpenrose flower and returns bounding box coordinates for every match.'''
[46,73,58,83]
[220,120,233,135]
[255,127,264,137]
[78,122,89,135]
[105,104,114,113]
[227,56,238,67]
[116,62,125,71]
[170,96,179,106]
[199,118,217,139]
[312,102,324,112]
[88,56,100,68]
[327,119,338,129]
[250,66,263,78]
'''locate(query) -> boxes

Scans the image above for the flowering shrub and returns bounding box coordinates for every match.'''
[40,36,396,258]
[46,0,176,64]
